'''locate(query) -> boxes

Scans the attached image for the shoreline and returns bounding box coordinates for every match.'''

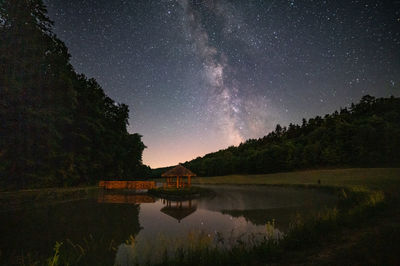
[1,168,400,264]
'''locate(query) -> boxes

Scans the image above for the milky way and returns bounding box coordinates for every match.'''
[45,0,400,167]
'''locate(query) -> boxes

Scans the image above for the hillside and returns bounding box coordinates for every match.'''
[180,95,400,176]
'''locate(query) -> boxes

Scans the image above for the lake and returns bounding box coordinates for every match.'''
[0,185,337,265]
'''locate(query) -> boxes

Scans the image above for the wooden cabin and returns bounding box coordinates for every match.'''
[162,165,196,188]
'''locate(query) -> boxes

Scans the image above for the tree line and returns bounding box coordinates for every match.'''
[0,0,149,189]
[182,95,400,176]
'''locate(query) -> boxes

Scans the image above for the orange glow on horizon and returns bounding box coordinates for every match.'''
[142,135,241,168]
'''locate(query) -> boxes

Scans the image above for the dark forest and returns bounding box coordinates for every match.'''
[0,0,149,189]
[183,95,400,176]
[1,0,399,188]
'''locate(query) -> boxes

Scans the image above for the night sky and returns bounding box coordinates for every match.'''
[44,0,400,168]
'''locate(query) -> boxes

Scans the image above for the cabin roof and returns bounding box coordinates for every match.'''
[160,206,197,222]
[161,165,196,177]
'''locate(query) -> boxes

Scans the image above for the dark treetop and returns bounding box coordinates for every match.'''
[0,0,149,189]
[182,95,400,176]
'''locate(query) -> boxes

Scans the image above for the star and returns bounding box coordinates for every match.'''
[44,0,400,167]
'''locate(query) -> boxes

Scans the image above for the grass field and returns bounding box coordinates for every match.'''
[194,168,400,192]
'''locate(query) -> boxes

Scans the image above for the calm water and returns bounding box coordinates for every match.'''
[0,185,336,265]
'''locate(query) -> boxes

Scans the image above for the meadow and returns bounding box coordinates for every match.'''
[193,168,400,191]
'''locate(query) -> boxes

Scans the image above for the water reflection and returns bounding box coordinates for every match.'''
[0,185,337,265]
[97,192,199,223]
[98,191,156,204]
[196,185,336,231]
[99,186,336,265]
[0,199,142,265]
[160,199,197,223]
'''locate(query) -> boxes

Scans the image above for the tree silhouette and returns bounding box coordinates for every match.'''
[0,0,147,188]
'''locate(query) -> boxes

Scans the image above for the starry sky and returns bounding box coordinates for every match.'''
[44,0,400,168]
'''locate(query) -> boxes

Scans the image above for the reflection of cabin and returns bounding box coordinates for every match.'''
[162,165,196,188]
[99,181,155,190]
[160,199,197,222]
[98,193,156,204]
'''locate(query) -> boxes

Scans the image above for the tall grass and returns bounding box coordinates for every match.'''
[47,242,62,266]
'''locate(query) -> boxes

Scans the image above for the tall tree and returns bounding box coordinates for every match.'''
[0,0,147,189]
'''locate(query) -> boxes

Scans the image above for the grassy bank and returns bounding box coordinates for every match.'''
[194,168,400,192]
[0,186,98,212]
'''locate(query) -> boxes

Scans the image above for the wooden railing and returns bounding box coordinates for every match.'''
[164,182,189,188]
[98,193,155,204]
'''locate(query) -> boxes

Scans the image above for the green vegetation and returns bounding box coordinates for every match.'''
[0,0,149,189]
[183,96,400,176]
[2,0,399,192]
[2,0,400,264]
[194,168,400,191]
